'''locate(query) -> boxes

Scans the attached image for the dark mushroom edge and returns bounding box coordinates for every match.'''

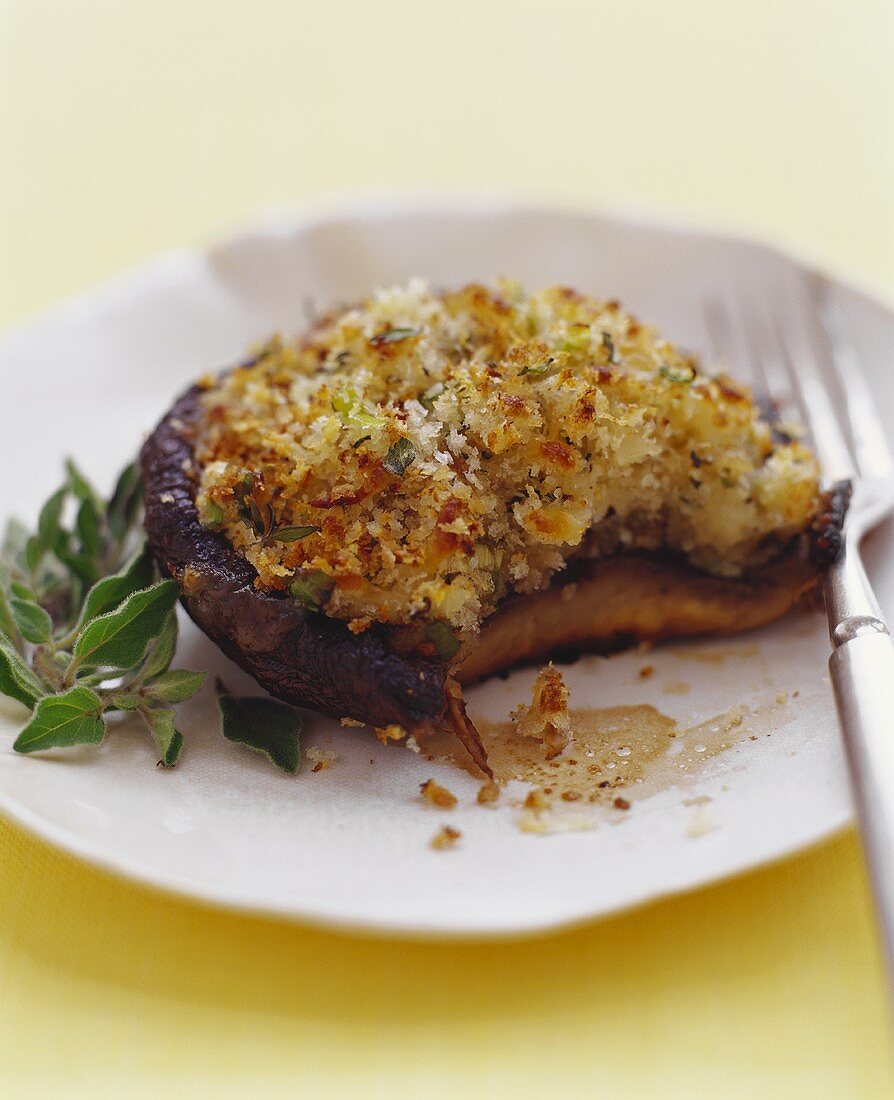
[141,383,849,772]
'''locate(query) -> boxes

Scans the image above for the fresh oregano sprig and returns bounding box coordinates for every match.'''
[0,460,204,767]
[0,459,303,772]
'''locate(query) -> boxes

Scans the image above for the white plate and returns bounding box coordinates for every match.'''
[1,194,892,937]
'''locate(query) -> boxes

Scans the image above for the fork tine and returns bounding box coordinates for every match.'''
[809,277,894,487]
[703,296,772,400]
[764,282,856,485]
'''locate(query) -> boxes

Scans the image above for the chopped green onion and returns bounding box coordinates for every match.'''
[659,363,696,384]
[425,620,460,661]
[559,326,591,352]
[383,437,416,477]
[519,359,553,377]
[420,382,444,410]
[331,386,381,428]
[290,569,334,609]
[200,500,224,529]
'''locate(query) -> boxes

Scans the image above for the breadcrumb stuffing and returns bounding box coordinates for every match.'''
[511,664,572,759]
[194,279,822,639]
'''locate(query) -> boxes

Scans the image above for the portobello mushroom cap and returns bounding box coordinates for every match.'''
[141,384,849,741]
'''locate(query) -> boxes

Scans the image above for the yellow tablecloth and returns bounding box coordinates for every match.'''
[1,2,892,1094]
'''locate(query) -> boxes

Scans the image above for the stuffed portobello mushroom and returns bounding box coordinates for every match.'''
[141,280,847,774]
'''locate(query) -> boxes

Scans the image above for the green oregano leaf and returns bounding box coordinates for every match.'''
[0,634,45,707]
[140,610,179,680]
[65,458,103,510]
[81,545,154,624]
[383,437,416,477]
[13,686,105,753]
[0,590,19,646]
[107,461,143,540]
[9,598,53,644]
[270,525,320,543]
[370,326,420,346]
[102,691,142,711]
[2,517,29,562]
[218,694,302,773]
[37,486,68,556]
[24,535,42,574]
[143,669,206,703]
[73,579,179,671]
[76,497,102,559]
[141,707,184,767]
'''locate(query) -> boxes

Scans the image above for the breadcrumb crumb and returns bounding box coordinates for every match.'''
[523,787,549,813]
[374,724,406,744]
[420,778,458,809]
[477,780,500,805]
[430,825,461,850]
[511,663,572,759]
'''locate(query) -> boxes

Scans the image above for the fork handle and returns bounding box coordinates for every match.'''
[829,621,894,987]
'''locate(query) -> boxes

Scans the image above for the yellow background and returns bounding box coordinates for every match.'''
[1,1,893,1094]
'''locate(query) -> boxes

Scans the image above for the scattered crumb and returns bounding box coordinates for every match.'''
[477,780,500,805]
[613,796,631,810]
[511,664,572,759]
[420,778,457,809]
[517,809,596,835]
[159,492,174,504]
[686,808,718,838]
[523,787,549,813]
[306,747,337,772]
[775,691,788,705]
[662,680,691,695]
[375,724,406,744]
[682,794,712,807]
[430,825,461,850]
[405,735,422,754]
[340,717,365,728]
[561,790,582,802]
[638,665,654,679]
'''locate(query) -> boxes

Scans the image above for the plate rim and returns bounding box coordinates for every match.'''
[2,190,881,938]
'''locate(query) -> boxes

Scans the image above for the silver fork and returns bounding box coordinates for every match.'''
[705,275,894,997]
